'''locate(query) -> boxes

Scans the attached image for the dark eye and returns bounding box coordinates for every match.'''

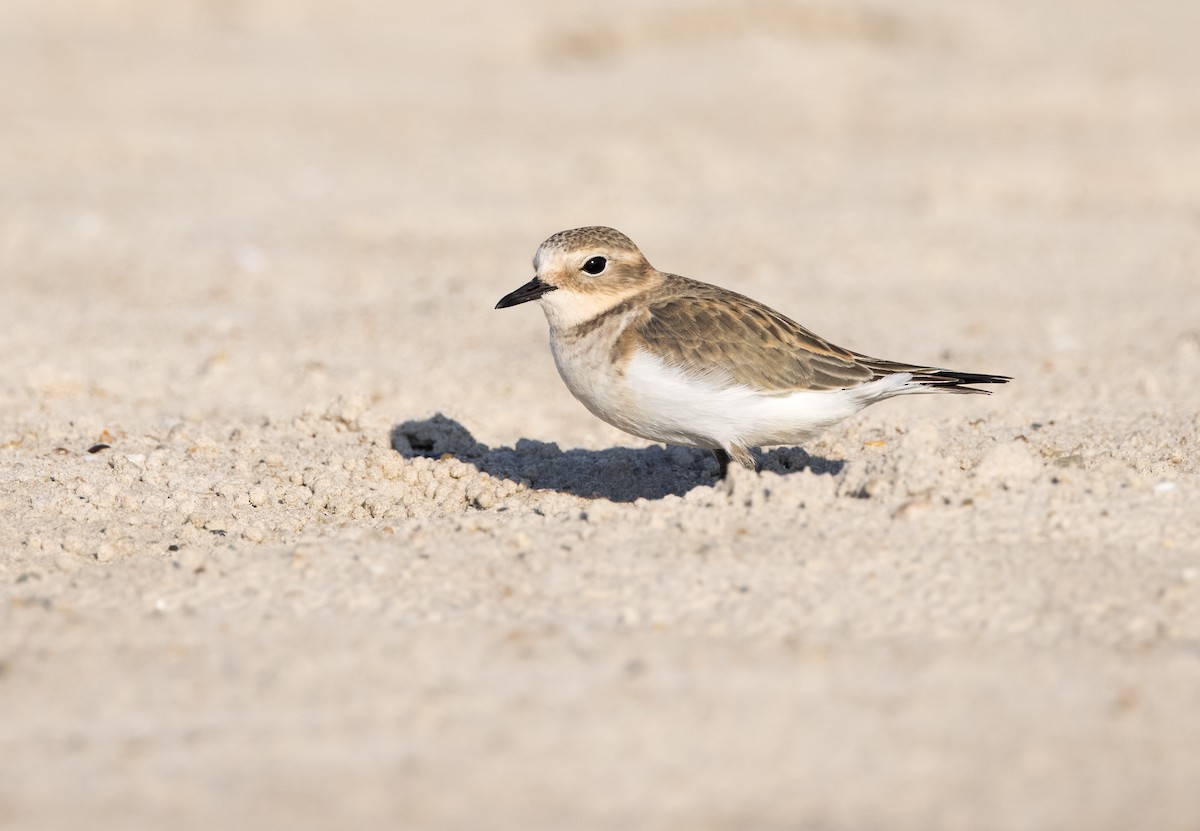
[581,256,607,275]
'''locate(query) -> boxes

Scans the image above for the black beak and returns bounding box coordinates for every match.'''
[495,277,556,309]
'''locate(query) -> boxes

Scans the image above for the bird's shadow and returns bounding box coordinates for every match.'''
[390,414,845,503]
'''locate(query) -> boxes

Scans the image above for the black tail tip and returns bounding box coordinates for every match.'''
[927,371,1012,394]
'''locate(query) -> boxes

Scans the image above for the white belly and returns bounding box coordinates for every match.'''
[555,346,914,451]
[600,348,916,451]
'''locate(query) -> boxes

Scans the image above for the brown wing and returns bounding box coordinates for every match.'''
[626,276,876,392]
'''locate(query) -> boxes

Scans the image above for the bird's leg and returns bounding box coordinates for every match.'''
[712,449,731,480]
[712,444,756,481]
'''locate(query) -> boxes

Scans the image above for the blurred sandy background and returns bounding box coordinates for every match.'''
[2,0,1200,829]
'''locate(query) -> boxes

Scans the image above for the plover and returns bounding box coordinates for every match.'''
[496,226,1009,477]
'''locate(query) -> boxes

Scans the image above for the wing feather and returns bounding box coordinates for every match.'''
[628,277,874,392]
[624,275,1011,394]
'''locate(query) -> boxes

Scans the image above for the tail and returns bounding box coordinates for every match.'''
[859,358,1011,395]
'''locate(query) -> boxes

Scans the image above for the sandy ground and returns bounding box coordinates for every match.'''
[3,0,1200,828]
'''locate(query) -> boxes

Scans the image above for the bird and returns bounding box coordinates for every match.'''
[495,226,1009,478]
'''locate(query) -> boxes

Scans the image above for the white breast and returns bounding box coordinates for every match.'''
[548,311,642,434]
